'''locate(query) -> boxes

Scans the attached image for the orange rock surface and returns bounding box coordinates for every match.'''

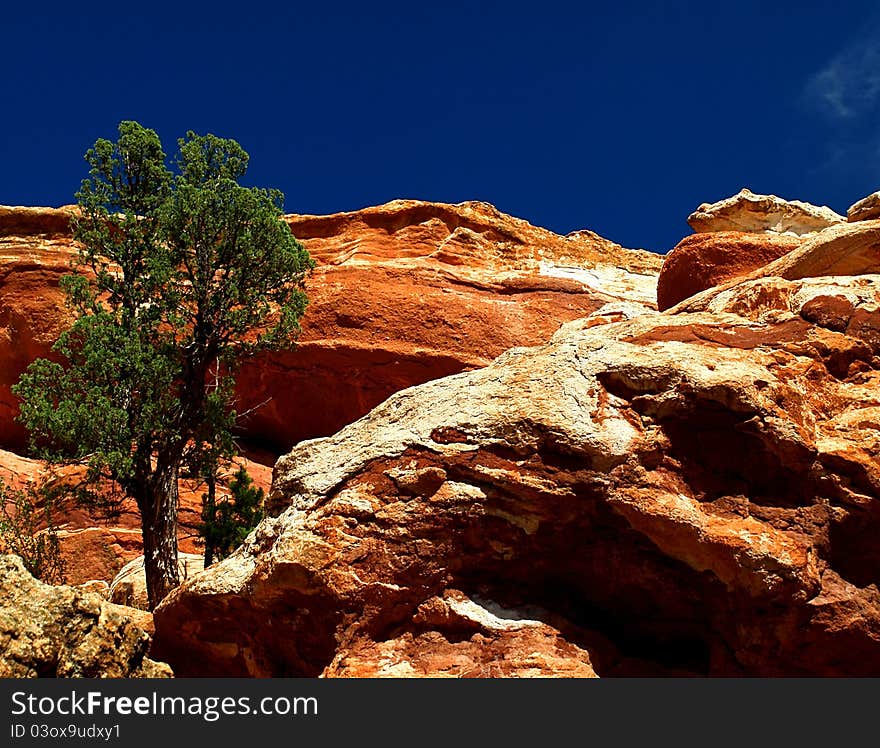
[154,227,880,675]
[0,200,659,587]
[0,200,661,453]
[0,235,75,450]
[0,449,272,585]
[657,231,801,311]
[7,195,880,677]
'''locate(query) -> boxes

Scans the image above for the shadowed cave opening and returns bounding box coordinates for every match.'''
[829,504,880,588]
[655,402,812,508]
[432,478,734,676]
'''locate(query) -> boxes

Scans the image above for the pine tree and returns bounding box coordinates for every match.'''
[13,121,313,608]
[200,466,266,567]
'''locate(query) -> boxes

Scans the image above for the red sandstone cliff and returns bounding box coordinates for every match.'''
[152,190,880,677]
[0,200,660,453]
[154,215,880,676]
[0,200,660,587]
[7,189,880,678]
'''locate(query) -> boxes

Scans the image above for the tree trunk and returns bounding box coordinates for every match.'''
[203,470,216,568]
[139,461,181,610]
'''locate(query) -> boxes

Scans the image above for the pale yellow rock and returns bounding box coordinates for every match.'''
[688,188,844,235]
[0,554,171,677]
[847,191,880,222]
[109,553,205,611]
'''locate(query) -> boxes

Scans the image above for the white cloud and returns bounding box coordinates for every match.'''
[806,34,880,119]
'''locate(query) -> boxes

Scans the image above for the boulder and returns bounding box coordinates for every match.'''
[670,219,880,313]
[658,193,863,310]
[688,188,844,235]
[657,231,801,310]
[110,553,205,611]
[153,267,880,677]
[847,191,880,223]
[0,554,171,677]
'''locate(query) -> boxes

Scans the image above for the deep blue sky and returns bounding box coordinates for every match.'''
[3,1,879,253]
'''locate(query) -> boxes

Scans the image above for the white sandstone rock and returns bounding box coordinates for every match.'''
[847,191,880,223]
[688,188,844,235]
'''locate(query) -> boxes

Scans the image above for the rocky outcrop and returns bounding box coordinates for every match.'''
[0,205,77,237]
[216,200,661,450]
[0,201,661,453]
[688,188,844,235]
[660,206,880,311]
[0,554,171,677]
[0,200,662,586]
[152,230,880,675]
[848,191,880,223]
[669,219,880,313]
[657,231,801,311]
[323,590,599,677]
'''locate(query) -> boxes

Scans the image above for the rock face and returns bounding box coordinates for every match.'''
[223,200,661,450]
[0,229,75,451]
[848,191,880,223]
[0,200,659,588]
[15,191,880,677]
[0,554,171,677]
[688,188,844,235]
[0,201,661,454]
[657,231,801,311]
[153,220,880,675]
[323,590,598,677]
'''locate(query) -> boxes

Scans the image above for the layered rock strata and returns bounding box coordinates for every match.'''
[153,223,880,675]
[0,200,661,453]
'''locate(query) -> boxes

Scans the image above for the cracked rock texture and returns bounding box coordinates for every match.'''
[0,554,171,677]
[153,220,880,674]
